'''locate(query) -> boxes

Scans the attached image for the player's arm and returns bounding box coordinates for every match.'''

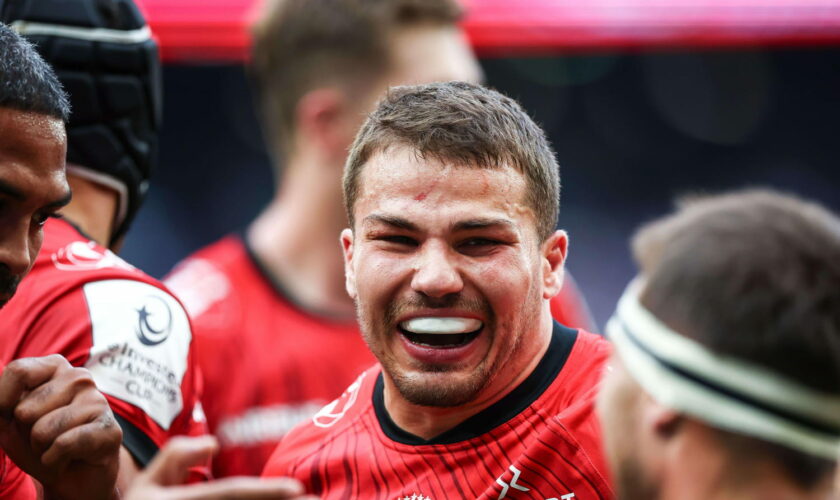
[0,355,122,500]
[21,279,209,481]
[126,436,317,500]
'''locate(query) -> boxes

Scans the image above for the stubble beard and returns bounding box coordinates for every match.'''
[616,456,660,500]
[358,283,540,408]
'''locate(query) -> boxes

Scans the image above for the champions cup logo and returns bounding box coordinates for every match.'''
[53,241,135,271]
[135,295,173,346]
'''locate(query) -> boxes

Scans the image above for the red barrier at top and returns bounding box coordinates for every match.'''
[136,0,840,63]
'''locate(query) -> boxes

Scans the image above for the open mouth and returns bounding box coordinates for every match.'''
[398,317,483,348]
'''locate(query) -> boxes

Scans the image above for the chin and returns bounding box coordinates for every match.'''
[390,365,491,408]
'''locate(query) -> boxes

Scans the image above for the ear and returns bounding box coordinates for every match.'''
[541,230,568,299]
[340,228,357,299]
[643,398,683,442]
[295,88,351,161]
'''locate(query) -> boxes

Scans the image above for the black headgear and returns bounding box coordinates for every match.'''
[1,0,162,246]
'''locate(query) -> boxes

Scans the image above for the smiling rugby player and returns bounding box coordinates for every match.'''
[262,81,613,500]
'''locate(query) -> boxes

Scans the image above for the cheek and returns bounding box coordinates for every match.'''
[353,252,410,300]
[472,254,540,301]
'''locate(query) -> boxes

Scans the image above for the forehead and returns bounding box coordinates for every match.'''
[388,24,483,86]
[355,146,533,227]
[0,108,68,201]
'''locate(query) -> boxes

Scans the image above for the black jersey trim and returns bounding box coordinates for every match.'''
[619,317,840,437]
[373,321,579,445]
[237,231,354,323]
[114,413,159,466]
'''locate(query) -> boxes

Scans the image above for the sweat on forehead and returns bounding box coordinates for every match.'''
[343,81,560,240]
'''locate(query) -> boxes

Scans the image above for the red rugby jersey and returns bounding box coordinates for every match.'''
[165,235,376,477]
[166,234,599,478]
[263,324,613,500]
[0,218,208,472]
[0,451,35,500]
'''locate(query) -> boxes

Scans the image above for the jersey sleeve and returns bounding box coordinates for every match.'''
[0,453,36,500]
[18,279,208,469]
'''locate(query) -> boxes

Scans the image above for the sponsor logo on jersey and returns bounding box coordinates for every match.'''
[52,241,135,272]
[217,401,325,446]
[83,280,191,429]
[398,494,431,500]
[135,294,173,346]
[496,465,575,500]
[312,372,366,428]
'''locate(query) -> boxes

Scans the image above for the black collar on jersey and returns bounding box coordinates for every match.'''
[373,321,579,445]
[238,230,355,323]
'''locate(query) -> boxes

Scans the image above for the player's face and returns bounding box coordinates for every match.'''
[342,146,563,408]
[597,353,660,500]
[0,108,70,307]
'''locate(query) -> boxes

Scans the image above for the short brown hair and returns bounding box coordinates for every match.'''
[633,188,840,488]
[251,0,462,159]
[344,81,561,241]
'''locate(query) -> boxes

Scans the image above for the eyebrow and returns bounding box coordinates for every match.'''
[363,214,516,233]
[0,179,72,208]
[0,179,24,200]
[363,214,419,231]
[453,218,516,232]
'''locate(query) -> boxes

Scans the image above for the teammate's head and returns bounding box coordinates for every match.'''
[2,0,162,247]
[599,189,840,499]
[345,81,560,242]
[341,81,566,410]
[251,0,482,169]
[0,23,71,306]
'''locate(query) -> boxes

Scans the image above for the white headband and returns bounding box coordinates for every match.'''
[606,278,840,460]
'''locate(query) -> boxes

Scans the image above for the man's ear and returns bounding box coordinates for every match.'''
[295,88,350,161]
[644,397,683,441]
[541,229,568,299]
[340,228,357,299]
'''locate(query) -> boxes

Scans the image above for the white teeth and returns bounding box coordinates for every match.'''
[400,317,483,335]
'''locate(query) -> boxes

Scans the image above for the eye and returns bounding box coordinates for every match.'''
[34,211,62,228]
[379,235,418,247]
[458,237,502,255]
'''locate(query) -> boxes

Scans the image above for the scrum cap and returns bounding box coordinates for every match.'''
[1,0,162,245]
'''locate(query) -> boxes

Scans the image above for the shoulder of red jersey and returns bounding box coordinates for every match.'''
[549,328,611,410]
[0,219,207,468]
[263,366,379,477]
[164,235,246,321]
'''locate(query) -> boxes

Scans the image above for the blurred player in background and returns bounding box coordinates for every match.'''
[263,81,613,499]
[0,22,124,500]
[599,190,840,499]
[165,0,596,478]
[0,0,207,489]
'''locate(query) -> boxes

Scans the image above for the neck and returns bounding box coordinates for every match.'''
[247,151,355,319]
[61,173,117,247]
[383,310,555,440]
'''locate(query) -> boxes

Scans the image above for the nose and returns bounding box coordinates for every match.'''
[0,223,33,277]
[410,241,464,298]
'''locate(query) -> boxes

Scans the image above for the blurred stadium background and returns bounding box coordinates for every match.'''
[122,0,840,328]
